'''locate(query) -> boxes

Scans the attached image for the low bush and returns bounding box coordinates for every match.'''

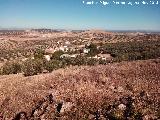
[22,58,44,76]
[44,60,62,72]
[86,43,99,57]
[51,50,64,60]
[34,48,45,59]
[86,58,98,66]
[1,61,22,75]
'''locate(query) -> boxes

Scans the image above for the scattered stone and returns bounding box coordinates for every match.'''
[13,112,28,120]
[40,114,46,120]
[46,94,55,104]
[144,114,157,120]
[42,69,48,73]
[118,104,126,110]
[30,94,56,119]
[60,102,74,113]
[109,85,115,91]
[88,114,95,119]
[99,115,106,120]
[117,86,124,93]
[33,109,43,118]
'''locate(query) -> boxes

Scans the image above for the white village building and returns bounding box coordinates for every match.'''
[44,55,51,61]
[83,48,90,54]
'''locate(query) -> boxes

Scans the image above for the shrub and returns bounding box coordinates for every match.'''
[86,58,98,66]
[61,57,74,66]
[51,50,64,60]
[86,43,99,57]
[34,48,45,59]
[102,41,160,62]
[1,61,22,75]
[128,52,142,61]
[133,112,143,120]
[0,67,3,75]
[98,59,107,65]
[74,55,87,66]
[22,58,44,76]
[44,60,62,72]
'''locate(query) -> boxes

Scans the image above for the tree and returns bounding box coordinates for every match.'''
[74,55,87,66]
[51,50,64,60]
[34,48,45,59]
[44,60,62,72]
[1,61,22,75]
[22,58,44,76]
[86,58,98,66]
[86,43,99,57]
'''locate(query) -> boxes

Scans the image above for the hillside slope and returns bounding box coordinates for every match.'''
[0,59,160,119]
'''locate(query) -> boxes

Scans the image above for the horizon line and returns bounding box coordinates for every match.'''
[0,28,160,32]
[0,26,160,32]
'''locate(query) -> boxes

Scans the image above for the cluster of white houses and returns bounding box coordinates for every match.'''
[45,40,90,54]
[43,41,112,62]
[43,52,112,62]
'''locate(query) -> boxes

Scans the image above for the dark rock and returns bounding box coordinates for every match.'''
[13,112,28,120]
[123,96,134,119]
[94,110,100,120]
[57,102,63,113]
[48,94,54,104]
[0,113,3,120]
[140,91,146,97]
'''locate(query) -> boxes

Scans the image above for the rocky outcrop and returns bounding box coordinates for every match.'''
[11,92,159,120]
[12,94,76,120]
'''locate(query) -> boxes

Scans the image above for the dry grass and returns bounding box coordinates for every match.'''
[0,59,160,119]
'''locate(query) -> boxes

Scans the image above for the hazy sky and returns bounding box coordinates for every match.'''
[0,0,160,31]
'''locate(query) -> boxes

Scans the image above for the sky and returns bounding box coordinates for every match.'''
[0,0,160,31]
